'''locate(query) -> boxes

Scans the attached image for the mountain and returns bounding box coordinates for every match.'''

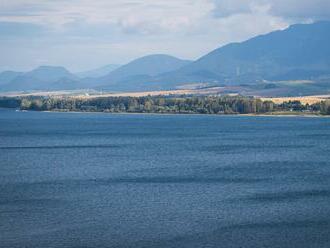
[76,64,121,78]
[90,54,192,90]
[156,21,330,88]
[0,66,79,91]
[1,21,329,94]
[0,71,23,85]
[23,66,77,82]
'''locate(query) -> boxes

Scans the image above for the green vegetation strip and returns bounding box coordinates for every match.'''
[0,95,330,115]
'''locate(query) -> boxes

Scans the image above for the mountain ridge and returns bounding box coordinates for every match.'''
[0,66,78,91]
[1,21,330,94]
[81,54,192,90]
[76,64,121,78]
[152,21,330,88]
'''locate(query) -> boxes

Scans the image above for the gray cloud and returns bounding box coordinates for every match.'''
[212,0,330,20]
[0,0,328,72]
[269,0,330,20]
[212,0,256,18]
[0,21,45,37]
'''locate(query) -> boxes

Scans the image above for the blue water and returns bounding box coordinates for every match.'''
[1,108,330,248]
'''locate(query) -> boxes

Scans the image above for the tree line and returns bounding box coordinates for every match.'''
[0,95,330,115]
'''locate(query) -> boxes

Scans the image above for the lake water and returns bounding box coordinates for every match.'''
[1,108,330,248]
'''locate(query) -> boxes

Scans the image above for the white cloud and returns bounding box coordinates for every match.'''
[212,0,330,20]
[0,0,214,34]
[0,0,328,71]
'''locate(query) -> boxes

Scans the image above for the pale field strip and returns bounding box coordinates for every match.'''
[73,87,225,99]
[261,95,330,105]
[0,88,223,98]
[2,89,330,105]
[76,89,196,98]
[0,90,87,97]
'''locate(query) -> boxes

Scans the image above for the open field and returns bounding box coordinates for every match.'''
[261,95,330,104]
[74,87,230,99]
[0,87,230,98]
[1,87,330,105]
[0,90,97,98]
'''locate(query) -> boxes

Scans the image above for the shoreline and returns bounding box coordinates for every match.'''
[2,107,327,118]
[13,108,328,118]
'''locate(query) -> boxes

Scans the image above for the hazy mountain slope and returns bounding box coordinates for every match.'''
[0,71,23,86]
[156,21,330,86]
[1,21,330,93]
[0,66,79,91]
[23,66,77,82]
[93,54,192,88]
[76,64,121,78]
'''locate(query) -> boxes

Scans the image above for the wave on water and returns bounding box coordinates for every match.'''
[0,144,124,150]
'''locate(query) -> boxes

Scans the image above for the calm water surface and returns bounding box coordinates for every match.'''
[1,108,330,248]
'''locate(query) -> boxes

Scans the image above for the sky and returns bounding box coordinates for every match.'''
[0,0,329,72]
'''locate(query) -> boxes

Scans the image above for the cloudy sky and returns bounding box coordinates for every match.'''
[0,0,329,72]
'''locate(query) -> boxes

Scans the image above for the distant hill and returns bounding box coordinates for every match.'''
[1,21,330,95]
[0,71,23,86]
[23,66,77,82]
[76,64,121,78]
[155,21,330,87]
[0,66,79,91]
[90,54,192,90]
